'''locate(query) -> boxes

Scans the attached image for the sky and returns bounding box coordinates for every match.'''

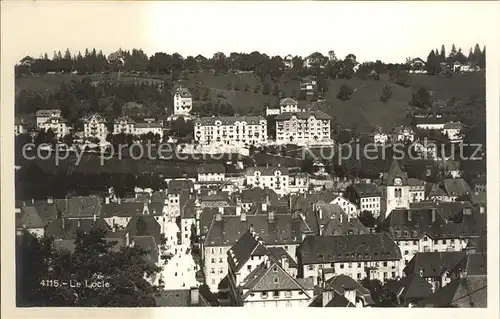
[1,1,498,64]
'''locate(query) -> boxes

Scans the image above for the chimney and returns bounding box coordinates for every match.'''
[241,212,247,221]
[479,205,485,214]
[47,197,54,204]
[249,223,255,235]
[125,232,130,246]
[340,213,343,224]
[322,290,334,307]
[31,198,35,204]
[408,211,412,221]
[62,217,65,230]
[77,220,81,228]
[262,202,268,212]
[190,287,199,306]
[281,257,288,271]
[431,209,436,223]
[93,213,97,222]
[117,197,121,204]
[216,213,222,222]
[268,211,275,222]
[105,197,110,204]
[236,206,242,216]
[218,206,224,214]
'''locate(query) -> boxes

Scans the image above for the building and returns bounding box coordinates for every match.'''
[408,58,427,74]
[226,231,313,307]
[15,117,32,136]
[289,173,310,194]
[279,98,299,114]
[194,116,267,146]
[173,86,193,117]
[236,187,283,212]
[310,274,375,307]
[381,159,411,219]
[373,128,389,145]
[113,116,136,135]
[83,114,108,142]
[442,178,472,201]
[36,109,61,129]
[275,111,332,146]
[41,116,70,139]
[284,54,294,69]
[403,251,466,292]
[392,126,415,143]
[381,205,483,272]
[300,77,317,95]
[344,183,381,217]
[245,166,290,197]
[385,273,433,307]
[266,107,281,116]
[442,122,464,143]
[167,180,194,220]
[197,164,226,182]
[414,117,448,130]
[299,233,402,286]
[330,195,359,218]
[408,178,426,204]
[134,118,164,139]
[417,276,487,308]
[202,212,302,292]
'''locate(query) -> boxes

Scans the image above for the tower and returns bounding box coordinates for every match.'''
[382,159,410,219]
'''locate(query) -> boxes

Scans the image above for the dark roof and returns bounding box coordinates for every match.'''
[246,166,289,176]
[324,274,371,297]
[32,202,60,225]
[325,294,355,307]
[404,251,466,278]
[351,183,381,197]
[101,202,145,218]
[266,247,298,268]
[155,289,193,307]
[151,191,168,203]
[275,111,331,121]
[19,206,44,229]
[197,164,226,175]
[291,192,337,211]
[238,187,281,204]
[227,230,263,272]
[382,159,408,185]
[418,276,487,308]
[195,116,265,126]
[300,233,401,265]
[452,253,487,276]
[443,178,472,197]
[54,196,101,219]
[173,86,192,98]
[204,214,301,247]
[280,97,298,105]
[386,273,433,301]
[46,218,110,240]
[125,215,161,243]
[181,197,196,219]
[168,180,194,194]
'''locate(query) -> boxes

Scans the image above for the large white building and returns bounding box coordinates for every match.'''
[41,116,70,139]
[36,109,61,129]
[83,114,108,142]
[245,166,290,197]
[113,116,163,139]
[266,98,301,116]
[173,86,193,117]
[275,111,332,146]
[194,116,267,146]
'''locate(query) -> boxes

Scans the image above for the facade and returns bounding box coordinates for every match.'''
[289,173,310,194]
[330,195,359,218]
[113,116,136,135]
[83,114,108,142]
[197,164,226,182]
[275,111,332,146]
[226,231,313,307]
[408,179,426,204]
[173,86,193,116]
[299,233,402,286]
[194,116,267,146]
[344,183,381,217]
[36,109,61,129]
[381,159,411,220]
[279,98,299,114]
[408,58,427,74]
[442,122,463,143]
[134,118,164,138]
[414,117,447,130]
[245,166,290,197]
[15,117,29,136]
[41,116,70,139]
[392,126,415,143]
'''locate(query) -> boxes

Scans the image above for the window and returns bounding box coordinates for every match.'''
[273,290,280,298]
[219,258,223,263]
[308,265,314,270]
[348,263,352,268]
[273,266,278,272]
[219,268,224,274]
[211,258,215,263]
[413,241,418,245]
[285,246,288,251]
[285,290,292,298]
[340,264,344,269]
[357,263,362,268]
[274,278,279,284]
[434,240,438,244]
[210,268,215,274]
[357,273,362,279]
[261,292,268,299]
[247,265,252,272]
[383,261,388,267]
[392,272,396,278]
[404,250,408,255]
[423,236,428,242]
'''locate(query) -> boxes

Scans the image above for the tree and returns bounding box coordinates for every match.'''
[243,84,250,92]
[411,87,432,109]
[272,83,280,96]
[361,278,398,307]
[301,154,315,174]
[203,88,211,101]
[62,133,74,146]
[16,229,161,307]
[440,44,446,63]
[426,50,440,75]
[359,210,377,228]
[336,84,353,101]
[380,85,392,103]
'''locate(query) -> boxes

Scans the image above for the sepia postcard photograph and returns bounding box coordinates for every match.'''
[1,1,499,317]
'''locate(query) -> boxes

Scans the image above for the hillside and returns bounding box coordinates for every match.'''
[16,70,485,132]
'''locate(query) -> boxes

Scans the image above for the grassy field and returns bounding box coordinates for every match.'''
[16,70,485,132]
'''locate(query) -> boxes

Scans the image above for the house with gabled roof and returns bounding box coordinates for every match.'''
[344,183,381,217]
[299,233,402,285]
[310,274,375,307]
[16,206,45,238]
[245,166,290,197]
[226,230,313,307]
[173,85,193,117]
[53,196,102,220]
[197,163,226,182]
[385,273,433,307]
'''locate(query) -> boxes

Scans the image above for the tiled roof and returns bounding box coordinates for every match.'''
[352,183,381,197]
[19,206,45,229]
[443,122,463,130]
[238,187,281,204]
[125,215,161,244]
[408,178,425,187]
[168,180,194,194]
[83,113,106,123]
[324,295,355,307]
[451,253,487,276]
[246,166,289,176]
[173,86,192,98]
[386,273,433,301]
[204,214,301,247]
[195,116,265,126]
[291,192,337,211]
[300,233,401,265]
[417,276,487,308]
[266,247,298,268]
[275,111,331,121]
[227,230,263,272]
[249,204,290,216]
[135,122,162,129]
[279,98,298,106]
[197,163,226,175]
[414,117,448,125]
[382,159,408,185]
[155,290,192,307]
[101,202,145,218]
[114,115,136,124]
[426,183,447,197]
[45,218,110,240]
[443,178,472,197]
[54,196,101,219]
[35,109,61,117]
[404,251,466,278]
[324,274,371,296]
[151,191,168,203]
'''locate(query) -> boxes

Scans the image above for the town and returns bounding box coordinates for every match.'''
[14,45,486,308]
